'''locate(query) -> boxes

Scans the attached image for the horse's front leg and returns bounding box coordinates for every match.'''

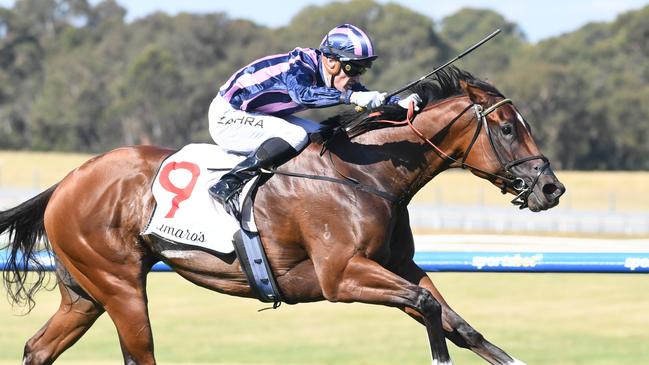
[313,254,452,365]
[398,260,526,365]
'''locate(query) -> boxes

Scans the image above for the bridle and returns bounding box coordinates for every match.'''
[401,97,550,209]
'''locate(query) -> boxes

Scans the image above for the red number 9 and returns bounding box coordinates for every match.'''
[158,161,200,218]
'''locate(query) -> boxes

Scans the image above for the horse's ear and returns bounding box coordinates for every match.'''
[460,79,489,105]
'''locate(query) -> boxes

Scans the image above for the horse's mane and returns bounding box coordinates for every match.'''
[319,66,503,138]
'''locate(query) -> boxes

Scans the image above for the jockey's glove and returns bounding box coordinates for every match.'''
[350,91,386,109]
[397,93,423,112]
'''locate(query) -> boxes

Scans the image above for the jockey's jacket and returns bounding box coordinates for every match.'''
[218,47,372,117]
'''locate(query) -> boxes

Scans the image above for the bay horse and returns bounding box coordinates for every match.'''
[1,67,564,365]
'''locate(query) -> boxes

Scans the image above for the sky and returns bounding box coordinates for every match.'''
[1,0,648,42]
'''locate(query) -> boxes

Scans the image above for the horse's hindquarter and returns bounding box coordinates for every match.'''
[44,146,171,266]
[44,145,255,299]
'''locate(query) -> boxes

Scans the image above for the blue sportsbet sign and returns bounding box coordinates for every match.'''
[2,250,649,273]
[413,251,649,273]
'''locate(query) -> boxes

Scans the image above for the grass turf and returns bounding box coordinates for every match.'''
[1,272,648,364]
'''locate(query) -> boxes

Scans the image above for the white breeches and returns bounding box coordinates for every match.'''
[208,95,321,154]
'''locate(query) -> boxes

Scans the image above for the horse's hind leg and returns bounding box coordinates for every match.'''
[46,225,157,364]
[53,255,156,365]
[398,260,526,365]
[62,265,156,365]
[56,252,156,365]
[22,265,104,365]
[107,281,155,365]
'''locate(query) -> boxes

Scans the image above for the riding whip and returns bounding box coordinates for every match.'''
[385,29,501,99]
[352,29,501,112]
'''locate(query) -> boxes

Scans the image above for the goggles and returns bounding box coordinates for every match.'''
[342,61,369,77]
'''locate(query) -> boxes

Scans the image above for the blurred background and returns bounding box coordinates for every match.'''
[1,0,648,364]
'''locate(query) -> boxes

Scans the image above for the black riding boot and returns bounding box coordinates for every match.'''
[209,137,298,216]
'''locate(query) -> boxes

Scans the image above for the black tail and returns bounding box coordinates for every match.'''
[1,184,58,310]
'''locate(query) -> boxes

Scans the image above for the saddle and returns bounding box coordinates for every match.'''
[142,143,282,304]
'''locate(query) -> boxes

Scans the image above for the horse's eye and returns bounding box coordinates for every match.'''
[502,125,513,135]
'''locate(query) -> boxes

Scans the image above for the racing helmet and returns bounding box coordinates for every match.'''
[320,24,377,62]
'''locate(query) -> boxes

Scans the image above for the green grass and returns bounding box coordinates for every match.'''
[2,272,648,365]
[1,150,648,211]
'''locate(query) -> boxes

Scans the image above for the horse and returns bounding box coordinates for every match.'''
[1,67,564,365]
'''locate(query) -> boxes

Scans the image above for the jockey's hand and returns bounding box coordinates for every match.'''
[350,91,386,109]
[397,93,423,112]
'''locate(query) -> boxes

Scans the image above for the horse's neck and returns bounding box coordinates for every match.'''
[318,97,475,201]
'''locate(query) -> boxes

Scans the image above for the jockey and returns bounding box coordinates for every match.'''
[208,23,421,215]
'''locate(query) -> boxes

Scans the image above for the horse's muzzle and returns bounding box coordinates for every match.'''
[527,168,566,212]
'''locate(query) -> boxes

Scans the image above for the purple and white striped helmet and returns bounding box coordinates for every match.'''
[320,24,377,62]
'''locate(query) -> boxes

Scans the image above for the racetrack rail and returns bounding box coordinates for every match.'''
[2,234,648,273]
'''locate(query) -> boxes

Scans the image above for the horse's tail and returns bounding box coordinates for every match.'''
[1,184,58,310]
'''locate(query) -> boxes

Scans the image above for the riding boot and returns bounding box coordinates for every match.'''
[209,137,298,216]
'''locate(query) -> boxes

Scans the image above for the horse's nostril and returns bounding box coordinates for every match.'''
[542,183,558,196]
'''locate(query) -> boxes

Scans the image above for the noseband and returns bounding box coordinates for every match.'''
[404,98,549,209]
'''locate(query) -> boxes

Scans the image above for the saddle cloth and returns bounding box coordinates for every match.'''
[142,143,259,253]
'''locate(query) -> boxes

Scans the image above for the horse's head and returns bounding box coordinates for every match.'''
[326,67,564,211]
[454,78,566,212]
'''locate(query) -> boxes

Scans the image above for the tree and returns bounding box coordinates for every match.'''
[111,43,184,146]
[440,8,527,80]
[0,0,647,170]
